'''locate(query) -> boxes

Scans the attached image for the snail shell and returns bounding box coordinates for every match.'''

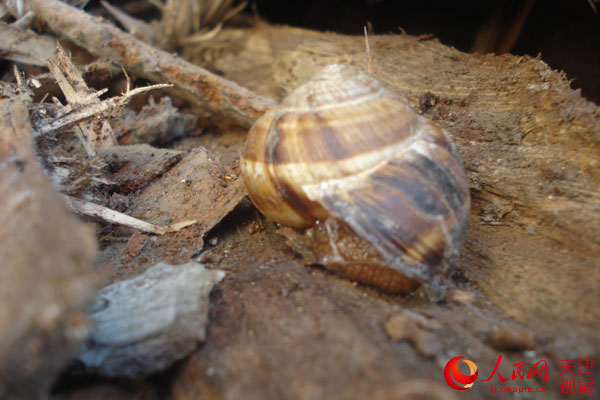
[241,64,470,296]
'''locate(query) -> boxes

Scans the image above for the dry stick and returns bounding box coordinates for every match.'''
[36,83,173,135]
[21,0,276,127]
[100,0,156,44]
[66,196,196,235]
[47,44,119,156]
[364,26,373,76]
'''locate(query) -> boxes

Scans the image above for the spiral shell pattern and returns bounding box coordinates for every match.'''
[242,64,470,291]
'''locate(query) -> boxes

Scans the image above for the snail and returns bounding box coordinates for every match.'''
[241,64,470,298]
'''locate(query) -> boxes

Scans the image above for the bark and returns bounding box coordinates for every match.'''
[6,0,276,127]
[0,94,100,399]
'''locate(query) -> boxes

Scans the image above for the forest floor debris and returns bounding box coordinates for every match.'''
[0,1,598,399]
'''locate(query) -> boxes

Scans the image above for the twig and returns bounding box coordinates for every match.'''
[8,0,276,126]
[100,0,157,43]
[470,0,535,54]
[65,196,196,235]
[36,83,173,136]
[181,23,224,45]
[364,25,373,76]
[47,44,120,155]
[12,10,36,28]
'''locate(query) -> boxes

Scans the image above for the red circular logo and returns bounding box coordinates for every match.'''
[444,356,478,390]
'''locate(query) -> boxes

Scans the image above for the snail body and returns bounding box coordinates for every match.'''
[241,64,470,296]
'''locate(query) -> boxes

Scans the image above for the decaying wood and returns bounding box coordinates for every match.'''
[100,144,184,193]
[166,26,599,400]
[37,82,172,136]
[0,92,101,399]
[207,24,600,316]
[33,46,194,234]
[157,0,247,47]
[0,22,56,66]
[77,262,225,377]
[100,0,157,44]
[112,96,198,145]
[47,44,119,155]
[1,2,599,398]
[7,0,276,126]
[40,44,172,143]
[114,147,247,265]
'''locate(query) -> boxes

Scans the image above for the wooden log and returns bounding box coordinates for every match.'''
[168,25,600,400]
[210,25,600,325]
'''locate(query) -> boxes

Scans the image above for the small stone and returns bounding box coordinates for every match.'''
[198,250,224,264]
[385,313,417,341]
[385,312,442,357]
[447,288,475,304]
[125,231,148,257]
[489,325,535,350]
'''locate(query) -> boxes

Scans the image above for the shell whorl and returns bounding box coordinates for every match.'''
[244,64,420,174]
[241,64,470,287]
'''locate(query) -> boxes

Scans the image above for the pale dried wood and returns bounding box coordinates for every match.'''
[0,92,100,399]
[78,262,225,377]
[7,0,276,127]
[66,196,196,235]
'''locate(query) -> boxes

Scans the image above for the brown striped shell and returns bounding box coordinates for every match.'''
[241,64,470,296]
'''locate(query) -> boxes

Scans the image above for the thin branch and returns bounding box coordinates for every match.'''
[9,0,276,127]
[65,196,196,235]
[36,83,173,136]
[364,26,373,76]
[46,44,120,155]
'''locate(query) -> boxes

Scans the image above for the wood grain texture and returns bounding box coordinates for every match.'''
[170,25,600,400]
[216,25,600,325]
[78,262,225,377]
[0,93,100,399]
